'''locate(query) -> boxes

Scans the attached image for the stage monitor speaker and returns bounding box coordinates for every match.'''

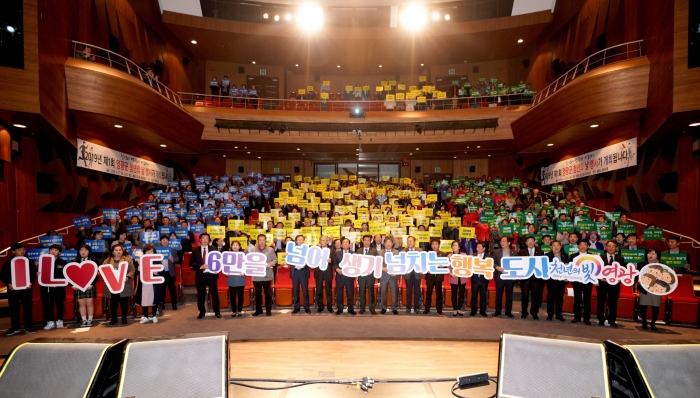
[472,65,479,74]
[117,333,228,398]
[238,166,244,173]
[0,338,127,397]
[522,58,530,69]
[498,332,610,398]
[469,166,476,173]
[294,166,300,173]
[605,339,700,398]
[182,57,190,67]
[415,166,421,173]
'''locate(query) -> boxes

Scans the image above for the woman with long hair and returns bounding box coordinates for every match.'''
[72,244,97,326]
[102,243,135,325]
[135,245,164,323]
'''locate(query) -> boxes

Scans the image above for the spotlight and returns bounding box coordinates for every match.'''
[337,65,341,68]
[274,15,280,21]
[252,61,256,64]
[379,65,382,68]
[415,124,422,134]
[432,11,440,21]
[160,144,167,147]
[5,25,17,35]
[420,63,424,66]
[263,13,269,19]
[350,107,365,118]
[191,40,197,44]
[444,13,450,21]
[547,143,554,147]
[296,5,323,32]
[295,64,299,67]
[400,5,427,29]
[279,126,286,134]
[518,39,524,43]
[590,124,599,128]
[12,124,26,128]
[689,123,700,127]
[114,125,123,128]
[285,13,292,21]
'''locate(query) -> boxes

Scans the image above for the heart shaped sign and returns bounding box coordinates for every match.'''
[64,261,98,292]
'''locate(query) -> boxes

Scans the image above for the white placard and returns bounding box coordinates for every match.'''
[76,139,174,184]
[540,138,637,185]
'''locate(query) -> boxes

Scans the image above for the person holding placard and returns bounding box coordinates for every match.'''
[73,244,98,326]
[315,235,334,313]
[1,243,38,335]
[663,235,691,273]
[638,249,662,331]
[41,245,68,330]
[190,233,221,319]
[135,245,163,324]
[517,237,544,320]
[158,235,180,311]
[570,240,593,325]
[545,241,570,321]
[597,240,625,327]
[333,238,356,315]
[226,240,247,317]
[403,236,423,314]
[492,236,514,318]
[103,243,136,325]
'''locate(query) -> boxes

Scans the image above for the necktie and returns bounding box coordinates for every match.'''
[365,248,368,255]
[203,247,207,263]
[529,249,533,256]
[608,255,612,263]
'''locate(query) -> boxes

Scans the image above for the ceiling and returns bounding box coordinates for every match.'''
[163,10,551,74]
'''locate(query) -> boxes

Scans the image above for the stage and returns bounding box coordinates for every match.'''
[2,301,700,397]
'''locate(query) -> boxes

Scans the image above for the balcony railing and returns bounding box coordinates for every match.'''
[531,40,644,108]
[177,91,535,112]
[71,41,183,109]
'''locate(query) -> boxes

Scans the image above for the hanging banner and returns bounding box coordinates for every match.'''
[76,139,174,184]
[540,138,637,185]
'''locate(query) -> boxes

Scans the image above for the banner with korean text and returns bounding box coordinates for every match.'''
[540,138,637,185]
[76,139,174,184]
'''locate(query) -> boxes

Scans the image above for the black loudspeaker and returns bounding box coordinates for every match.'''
[164,158,174,168]
[314,74,320,82]
[657,172,678,193]
[522,58,530,68]
[238,166,244,173]
[596,33,608,51]
[154,60,163,77]
[294,166,300,173]
[108,33,120,53]
[516,157,523,167]
[605,339,700,398]
[117,333,228,398]
[551,59,562,74]
[472,65,479,74]
[189,157,198,166]
[498,332,609,398]
[0,338,128,397]
[36,172,58,194]
[542,158,550,167]
[469,166,476,173]
[415,166,421,173]
[238,66,245,74]
[182,57,190,67]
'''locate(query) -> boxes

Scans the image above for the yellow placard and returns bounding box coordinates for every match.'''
[429,226,442,238]
[304,176,312,182]
[391,227,406,238]
[228,220,245,230]
[345,85,353,91]
[349,175,357,181]
[206,225,225,239]
[380,80,388,86]
[386,94,395,101]
[286,196,298,205]
[317,217,327,226]
[340,175,348,181]
[426,194,438,204]
[277,252,287,265]
[369,222,385,235]
[437,92,447,99]
[439,240,453,253]
[415,231,430,243]
[298,89,306,95]
[362,85,370,91]
[294,175,302,182]
[409,85,417,91]
[272,228,287,240]
[417,96,426,103]
[376,188,386,195]
[419,76,427,82]
[323,225,340,238]
[389,80,396,86]
[398,84,406,91]
[320,92,329,99]
[448,217,461,227]
[354,86,362,92]
[384,84,392,91]
[322,80,331,86]
[281,182,291,190]
[283,220,295,230]
[331,174,338,180]
[288,212,301,221]
[459,227,476,239]
[396,93,405,100]
[376,86,384,92]
[258,213,271,223]
[229,237,248,250]
[307,85,314,92]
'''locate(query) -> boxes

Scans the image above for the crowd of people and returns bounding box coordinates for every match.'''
[1,173,693,336]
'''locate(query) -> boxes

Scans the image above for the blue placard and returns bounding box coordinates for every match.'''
[152,190,163,198]
[169,240,182,251]
[220,176,230,182]
[59,250,78,262]
[140,232,160,245]
[93,227,113,239]
[191,224,205,234]
[232,175,243,182]
[143,209,158,219]
[85,239,106,253]
[222,193,230,200]
[162,211,177,220]
[203,200,215,208]
[186,213,199,222]
[175,208,187,218]
[126,209,142,219]
[168,180,179,188]
[102,208,119,220]
[158,226,174,237]
[195,183,205,190]
[195,176,205,183]
[247,172,255,178]
[72,216,92,229]
[155,246,172,258]
[26,248,49,261]
[203,176,212,183]
[185,192,197,200]
[238,200,250,207]
[219,207,233,216]
[143,201,157,209]
[123,241,133,255]
[232,208,244,217]
[174,228,189,238]
[126,224,142,235]
[202,208,215,218]
[158,204,170,211]
[39,236,64,248]
[180,179,191,187]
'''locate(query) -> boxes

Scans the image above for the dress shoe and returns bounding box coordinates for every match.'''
[610,323,618,328]
[571,318,580,324]
[458,311,464,317]
[349,310,356,315]
[480,312,487,317]
[381,309,387,314]
[327,308,333,313]
[423,310,430,315]
[642,323,648,330]
[305,309,311,314]
[598,321,605,326]
[292,309,299,314]
[470,311,477,316]
[197,313,205,319]
[266,312,271,316]
[492,312,501,317]
[650,324,657,331]
[556,316,566,322]
[371,310,377,315]
[392,310,398,315]
[359,310,365,315]
[546,316,553,321]
[453,312,458,317]
[109,320,118,325]
[584,320,591,325]
[532,314,539,320]
[335,310,342,315]
[215,313,222,318]
[317,308,324,313]
[121,319,127,324]
[521,313,528,319]
[231,314,237,318]
[172,304,178,310]
[252,311,262,317]
[438,311,444,316]
[237,313,242,317]
[505,313,514,318]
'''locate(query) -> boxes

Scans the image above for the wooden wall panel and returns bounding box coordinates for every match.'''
[286,73,428,99]
[488,155,530,181]
[225,159,262,176]
[673,0,700,113]
[261,160,311,176]
[452,159,489,179]
[430,60,511,86]
[204,60,285,98]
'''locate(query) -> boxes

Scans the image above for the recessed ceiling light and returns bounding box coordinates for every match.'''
[114,125,123,128]
[263,13,268,19]
[247,151,251,154]
[444,13,450,21]
[12,124,26,128]
[420,63,424,66]
[689,122,700,127]
[258,156,261,159]
[223,155,227,158]
[590,124,599,128]
[356,154,359,156]
[432,11,440,21]
[303,154,305,156]
[337,65,341,68]
[379,65,382,68]
[191,40,197,44]
[160,144,167,147]
[454,156,457,158]
[477,145,480,148]
[274,14,280,21]
[547,143,554,147]
[295,64,299,67]
[252,61,256,64]
[234,146,238,149]
[356,148,359,151]
[518,39,524,43]
[410,153,413,155]
[416,148,419,150]
[488,154,491,157]
[285,13,292,21]
[467,146,469,148]
[297,148,301,150]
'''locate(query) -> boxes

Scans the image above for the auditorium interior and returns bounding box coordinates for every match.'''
[1,0,700,397]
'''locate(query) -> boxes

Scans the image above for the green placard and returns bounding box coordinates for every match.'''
[617,223,637,235]
[499,225,514,235]
[480,215,496,224]
[551,185,563,193]
[643,228,664,240]
[599,228,612,240]
[467,205,478,213]
[605,211,621,222]
[576,221,596,232]
[482,210,495,217]
[556,220,574,233]
[563,245,580,256]
[588,248,604,255]
[526,233,543,243]
[661,253,687,268]
[525,215,535,224]
[621,249,646,263]
[521,187,531,194]
[540,244,551,253]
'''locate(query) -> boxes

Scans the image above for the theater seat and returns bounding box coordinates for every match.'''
[164,264,183,304]
[443,274,452,307]
[273,266,293,306]
[668,275,700,326]
[487,279,496,308]
[181,252,196,286]
[562,283,575,313]
[617,284,637,318]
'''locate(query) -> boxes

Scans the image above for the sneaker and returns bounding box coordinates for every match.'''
[410,309,415,314]
[44,321,56,330]
[25,329,36,334]
[86,319,93,327]
[5,328,20,336]
[81,319,88,327]
[55,320,64,329]
[152,316,158,324]
[140,317,150,324]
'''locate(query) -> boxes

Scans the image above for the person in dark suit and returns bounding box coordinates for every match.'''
[492,236,514,318]
[315,235,334,313]
[546,241,570,321]
[1,243,38,335]
[518,236,544,319]
[597,240,624,327]
[290,235,311,314]
[333,238,356,315]
[356,235,378,314]
[424,238,447,315]
[403,236,423,314]
[571,240,593,325]
[470,241,491,316]
[189,233,221,319]
[158,235,180,311]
